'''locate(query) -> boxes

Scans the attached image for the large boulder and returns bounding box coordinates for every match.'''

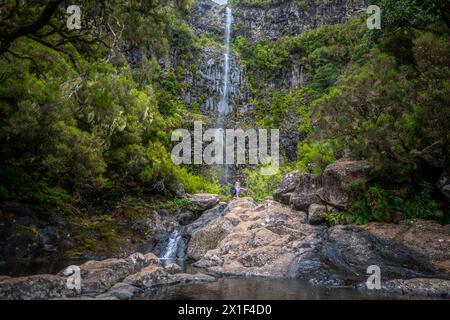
[95,282,142,300]
[0,274,78,300]
[185,202,228,237]
[123,264,171,288]
[190,194,220,211]
[189,198,326,279]
[322,220,450,282]
[186,217,234,261]
[319,160,368,210]
[74,258,135,295]
[276,160,369,212]
[62,252,160,296]
[273,171,300,204]
[308,204,327,225]
[289,173,323,211]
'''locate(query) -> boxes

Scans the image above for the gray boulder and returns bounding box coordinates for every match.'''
[319,160,368,210]
[95,282,142,300]
[273,171,300,204]
[280,160,369,212]
[164,263,182,274]
[308,204,327,225]
[359,278,450,298]
[190,194,220,211]
[0,274,77,300]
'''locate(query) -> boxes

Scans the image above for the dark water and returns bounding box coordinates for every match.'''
[0,258,87,277]
[136,277,409,300]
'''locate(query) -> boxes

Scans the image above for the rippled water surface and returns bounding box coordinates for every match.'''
[136,277,407,300]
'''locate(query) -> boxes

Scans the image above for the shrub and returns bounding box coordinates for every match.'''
[242,167,282,202]
[324,210,346,225]
[296,141,336,174]
[404,182,444,222]
[152,198,193,211]
[346,179,402,224]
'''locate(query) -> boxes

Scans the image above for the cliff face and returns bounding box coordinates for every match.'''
[231,0,368,41]
[182,45,249,116]
[170,0,369,157]
[182,0,249,116]
[183,0,369,113]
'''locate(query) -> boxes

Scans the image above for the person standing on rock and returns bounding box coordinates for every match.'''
[235,179,241,198]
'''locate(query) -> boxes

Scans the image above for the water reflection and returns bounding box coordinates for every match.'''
[137,278,408,300]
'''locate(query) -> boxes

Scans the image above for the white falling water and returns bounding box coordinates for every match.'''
[216,7,234,185]
[218,7,233,118]
[162,229,182,260]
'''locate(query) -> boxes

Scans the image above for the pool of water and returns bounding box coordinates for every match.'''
[0,257,87,277]
[136,277,409,300]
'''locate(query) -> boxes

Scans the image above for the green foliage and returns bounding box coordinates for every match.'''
[314,30,450,183]
[152,197,193,211]
[346,179,402,224]
[243,168,282,202]
[0,165,69,208]
[296,141,336,174]
[324,210,346,225]
[0,1,219,212]
[404,182,444,221]
[375,0,449,31]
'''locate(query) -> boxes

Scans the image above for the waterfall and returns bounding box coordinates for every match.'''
[161,229,182,260]
[218,7,233,119]
[215,7,234,186]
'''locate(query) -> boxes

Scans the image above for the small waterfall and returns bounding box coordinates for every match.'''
[161,229,182,260]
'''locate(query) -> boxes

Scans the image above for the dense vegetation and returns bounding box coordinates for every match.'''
[0,0,449,230]
[0,0,219,213]
[233,0,449,223]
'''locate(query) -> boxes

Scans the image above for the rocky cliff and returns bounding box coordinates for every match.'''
[231,0,368,41]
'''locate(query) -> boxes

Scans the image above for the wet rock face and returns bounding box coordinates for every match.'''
[188,0,226,36]
[183,46,249,115]
[231,0,368,41]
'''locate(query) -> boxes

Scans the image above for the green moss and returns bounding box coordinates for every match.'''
[13,224,40,237]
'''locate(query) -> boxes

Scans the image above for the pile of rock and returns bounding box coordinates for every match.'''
[0,253,215,300]
[274,160,369,224]
[184,197,450,298]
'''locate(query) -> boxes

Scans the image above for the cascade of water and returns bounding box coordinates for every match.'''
[216,7,234,186]
[161,229,182,260]
[218,7,233,120]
